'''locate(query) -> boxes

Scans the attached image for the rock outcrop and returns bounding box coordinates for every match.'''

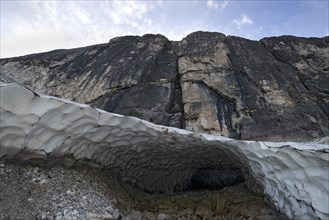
[1,82,328,219]
[1,32,328,141]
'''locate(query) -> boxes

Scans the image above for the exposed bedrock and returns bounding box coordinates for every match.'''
[1,83,328,219]
[1,32,328,141]
[177,32,329,141]
[0,35,183,128]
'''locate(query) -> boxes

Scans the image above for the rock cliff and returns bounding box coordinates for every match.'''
[1,31,328,141]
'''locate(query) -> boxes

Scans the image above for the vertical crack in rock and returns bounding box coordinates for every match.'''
[205,82,240,138]
[176,32,242,138]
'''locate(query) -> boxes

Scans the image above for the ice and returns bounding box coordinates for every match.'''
[0,83,328,219]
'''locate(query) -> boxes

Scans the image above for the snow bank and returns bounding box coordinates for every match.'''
[0,83,328,219]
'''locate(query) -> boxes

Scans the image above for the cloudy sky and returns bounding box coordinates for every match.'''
[1,0,328,58]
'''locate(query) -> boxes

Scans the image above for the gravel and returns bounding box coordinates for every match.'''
[0,161,123,220]
[0,160,285,220]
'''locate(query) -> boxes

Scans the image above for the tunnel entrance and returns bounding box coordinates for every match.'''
[107,145,254,195]
[186,167,245,191]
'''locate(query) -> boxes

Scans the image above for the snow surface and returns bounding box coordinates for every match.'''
[0,83,328,219]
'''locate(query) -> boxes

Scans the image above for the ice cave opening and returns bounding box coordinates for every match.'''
[186,167,245,191]
[1,83,328,219]
[103,144,255,195]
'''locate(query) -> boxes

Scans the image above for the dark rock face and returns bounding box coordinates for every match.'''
[0,35,183,128]
[1,31,328,141]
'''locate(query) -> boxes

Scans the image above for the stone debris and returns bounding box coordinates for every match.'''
[0,162,284,220]
[112,209,121,219]
[129,210,143,220]
[156,213,171,220]
[86,212,113,220]
[195,205,214,218]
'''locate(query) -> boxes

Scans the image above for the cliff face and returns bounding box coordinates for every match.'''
[1,31,328,141]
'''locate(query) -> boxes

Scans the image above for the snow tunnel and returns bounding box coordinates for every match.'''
[1,83,328,219]
[103,142,253,194]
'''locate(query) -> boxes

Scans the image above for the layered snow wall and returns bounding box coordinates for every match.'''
[0,83,328,219]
